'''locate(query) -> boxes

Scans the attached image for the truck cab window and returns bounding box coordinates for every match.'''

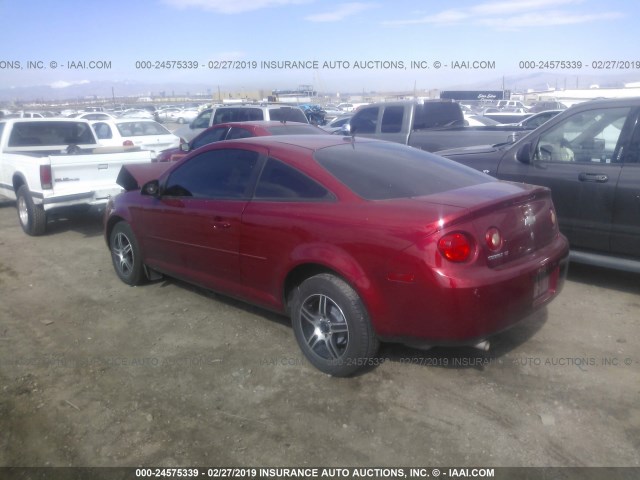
[381,106,404,133]
[350,107,378,134]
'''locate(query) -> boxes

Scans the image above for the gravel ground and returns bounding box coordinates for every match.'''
[0,199,639,470]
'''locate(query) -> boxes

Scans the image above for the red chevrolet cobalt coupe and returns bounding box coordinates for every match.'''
[105,136,569,376]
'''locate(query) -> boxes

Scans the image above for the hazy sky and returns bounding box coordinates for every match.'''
[0,0,637,94]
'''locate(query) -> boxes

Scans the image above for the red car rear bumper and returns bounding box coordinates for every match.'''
[371,234,569,345]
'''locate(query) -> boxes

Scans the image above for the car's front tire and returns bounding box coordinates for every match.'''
[109,222,146,286]
[16,185,47,236]
[291,273,379,376]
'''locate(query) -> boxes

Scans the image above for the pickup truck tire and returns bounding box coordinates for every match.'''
[109,222,146,286]
[16,185,47,236]
[290,273,379,377]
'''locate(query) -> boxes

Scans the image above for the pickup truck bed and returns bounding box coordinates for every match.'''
[0,118,152,235]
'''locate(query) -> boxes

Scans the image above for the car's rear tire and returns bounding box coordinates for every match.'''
[109,222,146,286]
[291,273,379,376]
[16,185,47,236]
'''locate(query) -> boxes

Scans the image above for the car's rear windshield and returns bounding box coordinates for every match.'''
[116,121,171,137]
[7,121,95,147]
[314,141,493,200]
[265,124,324,135]
[268,107,308,123]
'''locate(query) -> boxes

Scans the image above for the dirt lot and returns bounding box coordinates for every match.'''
[0,199,639,469]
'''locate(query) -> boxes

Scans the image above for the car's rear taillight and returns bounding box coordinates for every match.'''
[550,208,557,228]
[40,165,52,189]
[438,232,474,262]
[485,227,503,251]
[123,140,134,147]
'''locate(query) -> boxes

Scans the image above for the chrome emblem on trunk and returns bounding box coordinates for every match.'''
[523,206,536,227]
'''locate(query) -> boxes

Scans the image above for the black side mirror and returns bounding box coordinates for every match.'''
[516,142,534,164]
[141,180,161,197]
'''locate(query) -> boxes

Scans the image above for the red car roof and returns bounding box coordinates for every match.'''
[215,133,377,151]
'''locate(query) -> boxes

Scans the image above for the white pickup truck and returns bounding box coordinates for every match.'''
[0,118,152,235]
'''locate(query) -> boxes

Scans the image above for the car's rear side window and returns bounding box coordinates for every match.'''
[255,158,333,201]
[191,127,229,149]
[227,127,254,140]
[314,141,492,200]
[93,122,113,139]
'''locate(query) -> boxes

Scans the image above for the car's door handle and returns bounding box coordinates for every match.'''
[578,172,608,183]
[211,217,231,229]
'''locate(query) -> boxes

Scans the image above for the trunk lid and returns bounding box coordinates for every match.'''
[115,161,174,191]
[413,181,560,267]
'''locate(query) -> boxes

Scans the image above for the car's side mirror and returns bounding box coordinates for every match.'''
[340,123,351,135]
[516,142,534,164]
[180,143,190,152]
[141,180,161,197]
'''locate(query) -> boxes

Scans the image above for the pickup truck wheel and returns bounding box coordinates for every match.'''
[109,222,146,286]
[16,185,47,236]
[291,274,379,377]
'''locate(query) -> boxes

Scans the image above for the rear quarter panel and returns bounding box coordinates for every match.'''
[238,198,456,319]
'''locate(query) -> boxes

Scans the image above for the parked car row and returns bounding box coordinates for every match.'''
[155,107,200,124]
[175,104,310,142]
[8,98,637,379]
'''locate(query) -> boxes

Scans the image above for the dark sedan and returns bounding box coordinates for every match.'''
[105,136,569,376]
[155,120,326,162]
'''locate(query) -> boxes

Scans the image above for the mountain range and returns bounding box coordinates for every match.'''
[2,72,640,105]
